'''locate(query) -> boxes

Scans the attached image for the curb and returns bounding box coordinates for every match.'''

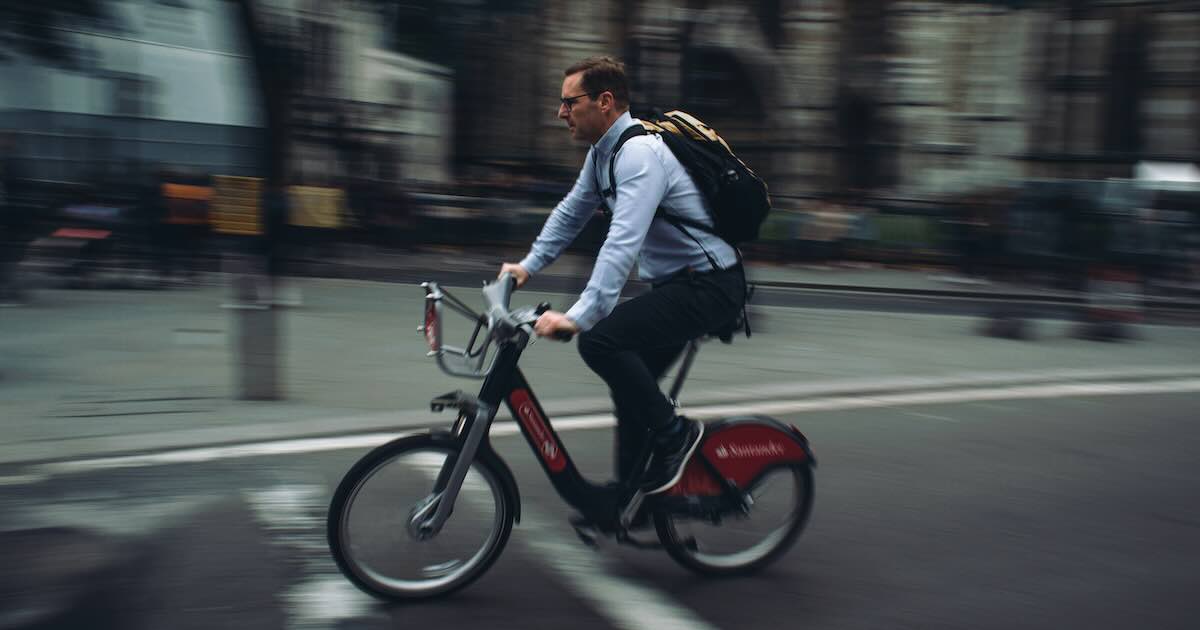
[299,261,1200,312]
[22,255,1200,311]
[5,366,1198,473]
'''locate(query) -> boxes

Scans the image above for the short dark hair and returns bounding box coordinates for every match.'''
[564,56,630,110]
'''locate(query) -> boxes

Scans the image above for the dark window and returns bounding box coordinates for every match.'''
[113,75,158,117]
[681,48,763,118]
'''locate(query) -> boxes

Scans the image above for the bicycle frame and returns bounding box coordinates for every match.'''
[422,314,642,533]
[416,278,812,538]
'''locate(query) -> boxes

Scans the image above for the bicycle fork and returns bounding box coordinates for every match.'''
[409,399,496,540]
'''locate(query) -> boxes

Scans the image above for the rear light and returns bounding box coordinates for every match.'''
[423,299,439,352]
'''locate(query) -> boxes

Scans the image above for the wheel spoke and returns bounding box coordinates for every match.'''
[658,463,812,575]
[328,439,513,600]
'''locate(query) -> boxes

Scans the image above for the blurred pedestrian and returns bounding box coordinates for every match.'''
[1,134,31,306]
[133,168,166,284]
[261,181,300,306]
[161,174,212,284]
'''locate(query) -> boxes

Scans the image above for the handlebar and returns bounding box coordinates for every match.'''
[422,275,571,379]
[481,272,520,336]
[482,275,573,342]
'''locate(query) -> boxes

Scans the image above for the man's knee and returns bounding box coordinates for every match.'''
[576,329,606,364]
[578,325,628,365]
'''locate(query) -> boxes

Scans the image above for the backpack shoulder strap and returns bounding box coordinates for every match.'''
[598,124,651,199]
[598,121,723,241]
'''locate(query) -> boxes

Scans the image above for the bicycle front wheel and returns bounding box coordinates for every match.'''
[655,462,813,576]
[327,433,514,600]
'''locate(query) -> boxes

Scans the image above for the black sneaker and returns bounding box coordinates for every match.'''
[641,417,704,495]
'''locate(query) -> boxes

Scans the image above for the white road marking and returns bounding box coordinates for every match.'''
[0,473,50,486]
[670,365,1200,408]
[20,377,1200,479]
[244,485,376,629]
[680,378,1200,420]
[284,577,375,628]
[10,494,220,536]
[519,517,722,630]
[899,410,958,423]
[402,455,720,630]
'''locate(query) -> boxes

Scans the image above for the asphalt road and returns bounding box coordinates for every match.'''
[4,388,1198,630]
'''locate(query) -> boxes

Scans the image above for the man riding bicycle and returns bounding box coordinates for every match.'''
[499,56,747,501]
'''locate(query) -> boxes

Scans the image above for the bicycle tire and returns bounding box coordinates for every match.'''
[654,460,813,576]
[327,432,514,600]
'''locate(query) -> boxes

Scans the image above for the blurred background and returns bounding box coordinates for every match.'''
[0,0,1197,297]
[2,1,1200,629]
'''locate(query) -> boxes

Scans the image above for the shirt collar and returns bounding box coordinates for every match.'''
[593,111,638,157]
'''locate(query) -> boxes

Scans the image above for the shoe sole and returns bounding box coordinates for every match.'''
[644,422,705,495]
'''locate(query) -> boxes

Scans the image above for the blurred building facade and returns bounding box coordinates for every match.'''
[0,0,453,188]
[1,0,1197,205]
[0,0,262,183]
[455,0,1200,205]
[258,0,453,186]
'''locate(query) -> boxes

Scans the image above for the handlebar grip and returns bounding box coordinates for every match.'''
[552,330,575,342]
[498,272,517,291]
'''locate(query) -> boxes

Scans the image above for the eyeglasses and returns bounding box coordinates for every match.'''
[559,92,598,111]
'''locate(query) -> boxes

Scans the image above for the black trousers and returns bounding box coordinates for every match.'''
[576,264,746,479]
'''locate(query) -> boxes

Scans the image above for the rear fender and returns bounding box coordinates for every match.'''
[668,416,814,497]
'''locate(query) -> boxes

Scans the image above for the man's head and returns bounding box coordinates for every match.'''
[559,56,630,145]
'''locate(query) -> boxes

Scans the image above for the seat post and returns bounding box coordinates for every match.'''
[667,340,700,406]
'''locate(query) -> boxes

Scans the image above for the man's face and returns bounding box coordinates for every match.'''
[559,72,604,144]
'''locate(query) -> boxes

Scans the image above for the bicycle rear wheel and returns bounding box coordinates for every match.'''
[327,433,514,600]
[655,462,813,576]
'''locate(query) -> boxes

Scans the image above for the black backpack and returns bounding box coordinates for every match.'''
[596,110,771,247]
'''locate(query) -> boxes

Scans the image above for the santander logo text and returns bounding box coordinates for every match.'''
[713,441,787,460]
[510,390,566,472]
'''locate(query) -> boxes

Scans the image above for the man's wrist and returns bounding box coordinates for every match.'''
[517,255,542,275]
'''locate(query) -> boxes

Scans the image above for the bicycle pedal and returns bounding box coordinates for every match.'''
[573,523,601,548]
[615,532,662,550]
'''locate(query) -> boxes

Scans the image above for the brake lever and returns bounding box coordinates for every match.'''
[532,302,574,342]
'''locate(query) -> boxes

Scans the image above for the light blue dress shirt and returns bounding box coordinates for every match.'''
[518,112,740,331]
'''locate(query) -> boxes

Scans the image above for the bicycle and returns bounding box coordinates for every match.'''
[327,273,816,600]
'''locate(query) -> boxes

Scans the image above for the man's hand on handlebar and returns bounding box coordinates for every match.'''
[498,263,530,289]
[533,310,578,341]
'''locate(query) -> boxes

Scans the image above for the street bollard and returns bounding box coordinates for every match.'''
[979,308,1034,341]
[224,254,284,400]
[1073,266,1141,342]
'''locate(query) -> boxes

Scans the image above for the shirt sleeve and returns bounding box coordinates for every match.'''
[565,139,667,331]
[518,149,602,275]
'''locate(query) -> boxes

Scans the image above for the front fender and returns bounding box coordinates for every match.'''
[427,430,522,524]
[477,440,521,524]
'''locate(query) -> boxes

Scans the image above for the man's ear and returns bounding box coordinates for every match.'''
[599,91,615,113]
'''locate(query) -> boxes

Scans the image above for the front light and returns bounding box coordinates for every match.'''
[423,299,439,352]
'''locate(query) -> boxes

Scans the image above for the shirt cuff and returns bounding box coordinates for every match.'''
[518,253,547,275]
[564,302,599,332]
